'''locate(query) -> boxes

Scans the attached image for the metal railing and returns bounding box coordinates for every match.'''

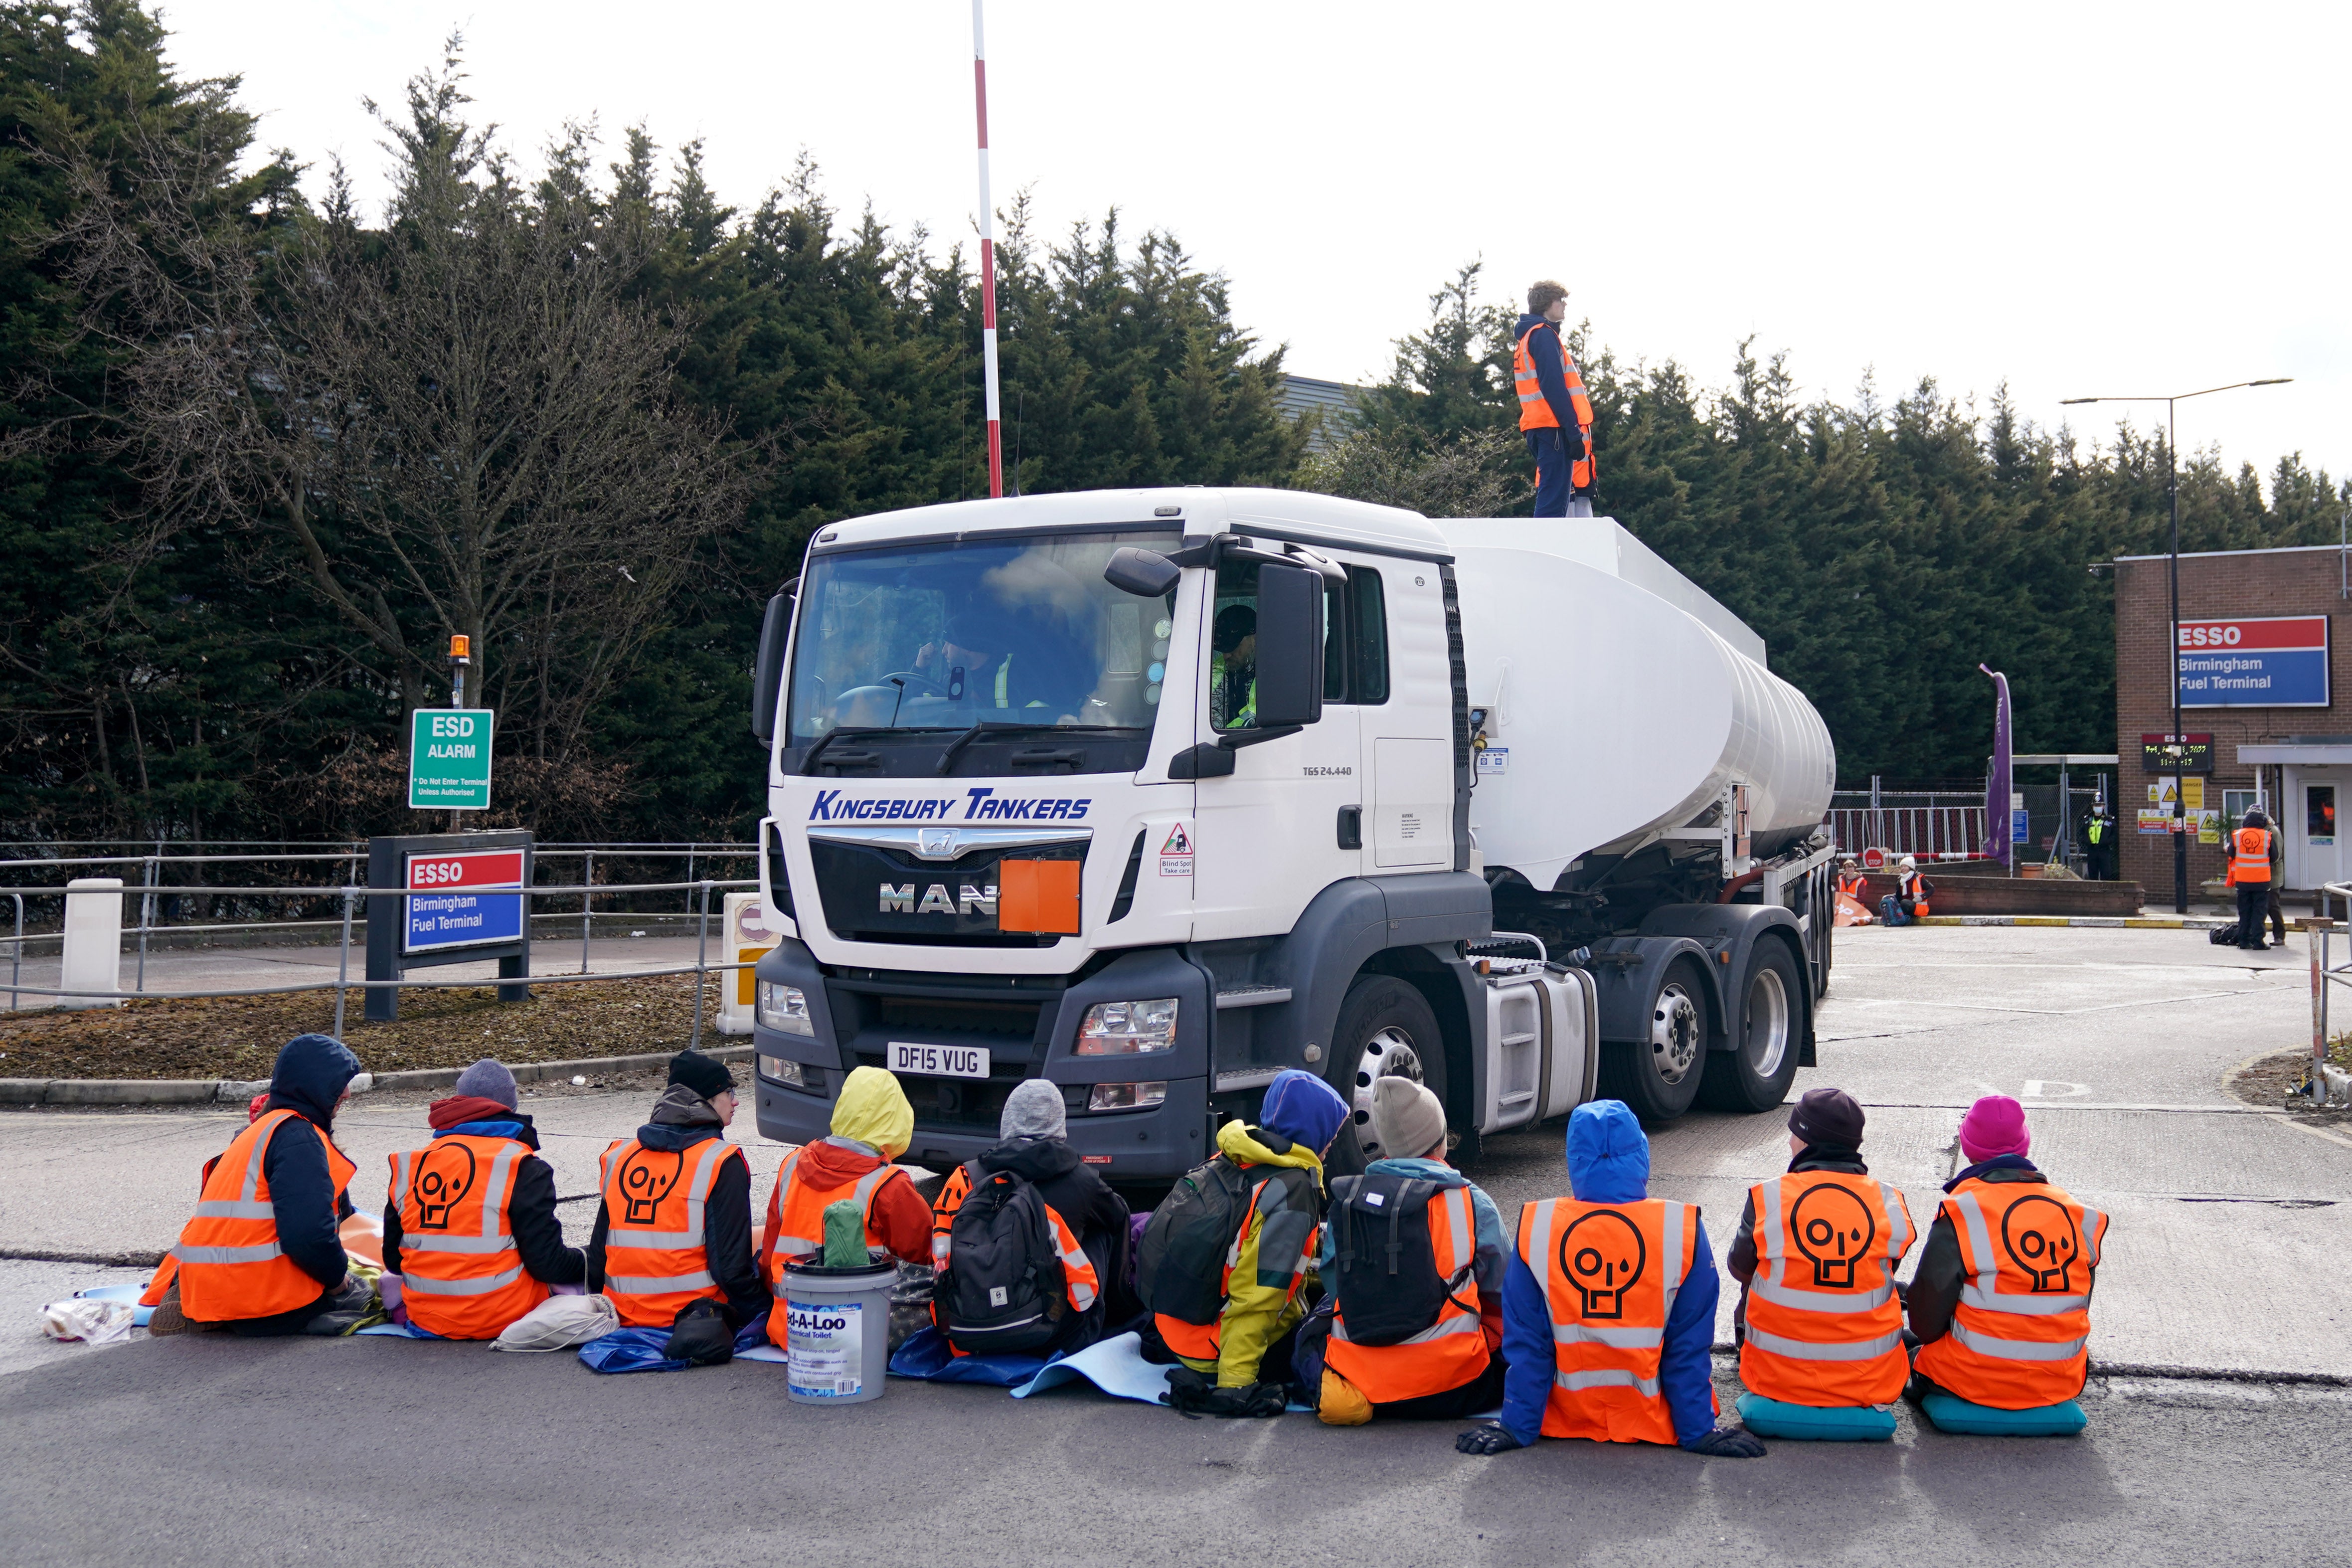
[2303,893,2352,1106]
[2,871,761,1050]
[1824,805,1990,859]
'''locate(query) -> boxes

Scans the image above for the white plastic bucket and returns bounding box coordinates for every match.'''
[783,1252,896,1404]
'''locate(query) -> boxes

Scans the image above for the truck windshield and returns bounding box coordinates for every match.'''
[786,529,1181,742]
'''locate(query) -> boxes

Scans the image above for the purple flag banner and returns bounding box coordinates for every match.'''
[1980,665,2011,868]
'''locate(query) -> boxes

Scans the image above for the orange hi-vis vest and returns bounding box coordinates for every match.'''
[1913,1177,2109,1409]
[1154,1164,1318,1364]
[173,1108,358,1322]
[388,1134,550,1339]
[1513,323,1596,489]
[1325,1182,1492,1403]
[2229,827,2272,885]
[1739,1171,1916,1405]
[1517,1196,1709,1444]
[597,1135,747,1328]
[1837,873,1866,899]
[760,1142,916,1348]
[1899,871,1930,915]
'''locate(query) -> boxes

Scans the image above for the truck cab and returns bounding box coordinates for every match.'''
[748,488,1834,1180]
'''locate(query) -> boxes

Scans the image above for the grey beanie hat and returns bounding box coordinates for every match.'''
[1000,1078,1067,1141]
[452,1057,518,1110]
[1369,1076,1448,1161]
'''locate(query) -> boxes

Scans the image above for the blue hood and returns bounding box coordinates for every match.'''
[1259,1068,1347,1156]
[263,1034,362,1131]
[1567,1099,1650,1203]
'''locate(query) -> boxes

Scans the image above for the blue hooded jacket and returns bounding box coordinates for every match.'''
[256,1034,364,1291]
[1496,1099,1720,1446]
[1258,1068,1347,1157]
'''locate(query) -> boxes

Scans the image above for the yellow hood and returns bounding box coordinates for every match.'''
[1216,1118,1325,1180]
[832,1066,914,1161]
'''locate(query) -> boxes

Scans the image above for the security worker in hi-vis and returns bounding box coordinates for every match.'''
[1512,279,1596,518]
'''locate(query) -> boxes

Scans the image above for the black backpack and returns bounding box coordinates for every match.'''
[940,1163,1068,1355]
[1326,1172,1473,1346]
[1136,1153,1265,1327]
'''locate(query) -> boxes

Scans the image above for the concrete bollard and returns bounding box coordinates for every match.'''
[59,877,125,1010]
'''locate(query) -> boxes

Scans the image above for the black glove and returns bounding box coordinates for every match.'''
[1685,1425,1767,1458]
[1160,1366,1286,1419]
[1455,1422,1525,1455]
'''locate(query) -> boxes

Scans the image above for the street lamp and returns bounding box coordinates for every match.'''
[2060,379,2293,912]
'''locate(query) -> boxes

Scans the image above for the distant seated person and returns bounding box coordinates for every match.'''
[931,1080,1132,1358]
[760,1065,933,1350]
[1210,604,1257,730]
[1726,1088,1915,1408]
[1907,1096,2109,1411]
[1302,1078,1509,1425]
[148,1034,373,1337]
[1879,856,1933,927]
[913,611,1086,724]
[382,1059,584,1339]
[589,1051,767,1332]
[1456,1100,1763,1459]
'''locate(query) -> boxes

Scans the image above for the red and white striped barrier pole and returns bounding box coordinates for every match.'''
[971,0,1003,498]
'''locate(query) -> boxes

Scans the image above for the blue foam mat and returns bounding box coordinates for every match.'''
[889,1325,1052,1387]
[73,1284,153,1329]
[1921,1392,2087,1435]
[577,1317,775,1374]
[1008,1332,1313,1411]
[1734,1392,1896,1441]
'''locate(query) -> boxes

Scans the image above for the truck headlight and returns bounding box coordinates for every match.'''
[758,982,814,1036]
[757,1054,807,1088]
[1075,997,1177,1054]
[1088,1081,1167,1111]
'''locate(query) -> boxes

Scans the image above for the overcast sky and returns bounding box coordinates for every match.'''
[155,0,2347,489]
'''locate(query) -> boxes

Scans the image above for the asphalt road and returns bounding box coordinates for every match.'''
[4,922,2348,1564]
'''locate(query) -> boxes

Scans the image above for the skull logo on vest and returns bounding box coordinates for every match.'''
[2002,1194,2081,1292]
[1559,1210,1647,1320]
[1790,1183,1876,1288]
[415,1144,479,1229]
[620,1149,684,1225]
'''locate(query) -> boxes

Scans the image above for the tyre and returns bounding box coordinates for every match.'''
[1596,958,1708,1123]
[1328,975,1448,1160]
[1699,939,1804,1113]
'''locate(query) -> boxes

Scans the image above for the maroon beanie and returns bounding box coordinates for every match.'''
[1958,1095,2030,1162]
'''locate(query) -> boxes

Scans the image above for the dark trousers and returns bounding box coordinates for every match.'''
[2236,883,2269,948]
[1527,429,1571,517]
[2267,886,2287,943]
[2085,847,2115,881]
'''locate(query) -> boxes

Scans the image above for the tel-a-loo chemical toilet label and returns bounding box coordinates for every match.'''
[786,1296,864,1398]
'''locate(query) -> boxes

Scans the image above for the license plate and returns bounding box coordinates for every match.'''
[888,1042,990,1079]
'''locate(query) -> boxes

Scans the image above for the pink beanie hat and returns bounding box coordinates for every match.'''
[1958,1095,2030,1162]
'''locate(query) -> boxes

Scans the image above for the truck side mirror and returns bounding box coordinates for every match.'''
[1251,561,1325,729]
[750,586,793,742]
[1103,547,1180,598]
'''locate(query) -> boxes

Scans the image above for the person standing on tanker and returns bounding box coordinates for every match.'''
[148,1034,373,1337]
[1512,279,1597,519]
[383,1059,584,1339]
[589,1051,767,1331]
[1906,1096,2109,1411]
[1455,1099,1764,1458]
[1726,1088,1916,1408]
[2224,810,2275,951]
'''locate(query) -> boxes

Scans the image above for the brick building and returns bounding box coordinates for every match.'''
[2114,543,2350,892]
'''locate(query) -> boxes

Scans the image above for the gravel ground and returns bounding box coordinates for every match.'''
[2225,1045,2352,1124]
[0,972,721,1079]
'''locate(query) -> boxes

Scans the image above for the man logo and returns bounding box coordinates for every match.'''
[620,1149,684,1225]
[1790,1183,1877,1289]
[1559,1209,1647,1319]
[2002,1194,2082,1293]
[918,827,959,859]
[415,1144,478,1229]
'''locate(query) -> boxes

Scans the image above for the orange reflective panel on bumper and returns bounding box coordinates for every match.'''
[998,859,1081,934]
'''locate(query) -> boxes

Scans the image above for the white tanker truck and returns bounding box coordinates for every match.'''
[745,489,1838,1180]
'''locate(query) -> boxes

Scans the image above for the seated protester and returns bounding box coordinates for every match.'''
[930,1080,1127,1356]
[153,1034,372,1337]
[1305,1077,1508,1424]
[1908,1096,2109,1410]
[761,1066,932,1348]
[382,1058,584,1339]
[1726,1087,1916,1407]
[1457,1100,1764,1459]
[1139,1068,1348,1415]
[589,1051,766,1331]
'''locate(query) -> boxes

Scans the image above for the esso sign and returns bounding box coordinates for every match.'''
[2178,624,2243,649]
[405,849,525,891]
[412,859,469,885]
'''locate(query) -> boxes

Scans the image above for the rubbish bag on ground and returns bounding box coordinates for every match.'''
[42,1297,137,1344]
[577,1315,772,1374]
[491,1292,620,1353]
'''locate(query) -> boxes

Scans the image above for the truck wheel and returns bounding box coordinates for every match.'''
[1699,940,1803,1113]
[1597,958,1707,1123]
[1330,976,1447,1160]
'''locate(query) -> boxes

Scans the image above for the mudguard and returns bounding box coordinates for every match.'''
[1637,902,1814,1063]
[1586,934,1718,1046]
